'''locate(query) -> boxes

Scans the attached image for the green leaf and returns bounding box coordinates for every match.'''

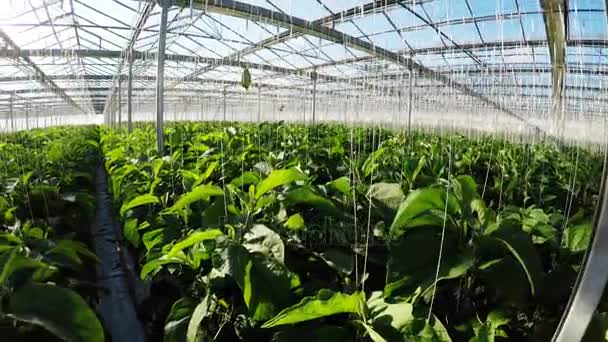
[390,187,460,239]
[484,227,544,296]
[141,255,188,280]
[187,295,210,342]
[367,291,415,333]
[197,160,219,185]
[167,229,223,258]
[46,240,100,269]
[262,290,363,328]
[123,218,140,247]
[180,170,200,191]
[0,250,52,284]
[169,185,224,212]
[368,183,404,212]
[284,186,342,217]
[385,228,473,299]
[285,213,305,231]
[120,194,159,216]
[320,249,353,275]
[231,171,261,188]
[6,283,104,342]
[215,240,293,321]
[358,320,387,342]
[366,292,451,342]
[326,177,350,194]
[562,221,592,253]
[469,312,510,342]
[165,298,193,342]
[142,228,166,251]
[243,225,284,262]
[256,169,307,199]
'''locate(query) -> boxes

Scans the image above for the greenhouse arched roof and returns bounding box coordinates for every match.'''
[0,0,606,131]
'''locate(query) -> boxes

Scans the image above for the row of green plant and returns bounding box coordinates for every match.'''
[102,121,606,341]
[0,127,104,342]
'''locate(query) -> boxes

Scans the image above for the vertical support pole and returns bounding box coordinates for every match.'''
[118,76,122,129]
[257,85,261,122]
[201,96,205,121]
[311,71,318,126]
[128,49,133,133]
[223,87,227,122]
[397,90,402,126]
[110,98,115,128]
[156,0,172,154]
[36,107,39,129]
[25,103,29,130]
[407,70,413,136]
[9,97,14,132]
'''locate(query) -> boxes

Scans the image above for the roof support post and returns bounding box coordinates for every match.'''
[257,85,262,122]
[118,76,122,129]
[128,50,134,133]
[104,1,154,115]
[156,0,173,154]
[25,104,29,131]
[311,71,318,126]
[0,29,86,114]
[222,87,227,122]
[9,96,14,132]
[540,0,567,137]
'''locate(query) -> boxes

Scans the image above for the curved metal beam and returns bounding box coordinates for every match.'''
[180,0,543,133]
[553,160,608,342]
[173,0,413,81]
[0,48,350,84]
[0,29,87,113]
[103,1,154,116]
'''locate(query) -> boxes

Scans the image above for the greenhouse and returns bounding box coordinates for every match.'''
[0,0,607,341]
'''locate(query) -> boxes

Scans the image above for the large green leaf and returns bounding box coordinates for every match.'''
[369,183,404,211]
[368,183,405,222]
[187,295,211,342]
[326,177,350,195]
[231,171,261,188]
[255,169,307,199]
[123,218,140,248]
[6,283,104,342]
[165,298,194,342]
[167,229,223,258]
[168,185,224,212]
[215,240,293,321]
[0,250,53,284]
[561,221,592,253]
[484,227,544,296]
[284,213,305,231]
[385,228,473,299]
[243,224,285,262]
[358,321,387,342]
[284,186,342,217]
[366,292,452,342]
[45,240,100,269]
[120,194,160,216]
[469,311,510,342]
[262,290,363,328]
[141,255,188,280]
[390,187,460,239]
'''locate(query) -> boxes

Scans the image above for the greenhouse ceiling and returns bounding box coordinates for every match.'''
[0,0,606,123]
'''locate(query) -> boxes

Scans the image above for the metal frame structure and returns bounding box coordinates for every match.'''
[1,6,608,337]
[0,0,605,119]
